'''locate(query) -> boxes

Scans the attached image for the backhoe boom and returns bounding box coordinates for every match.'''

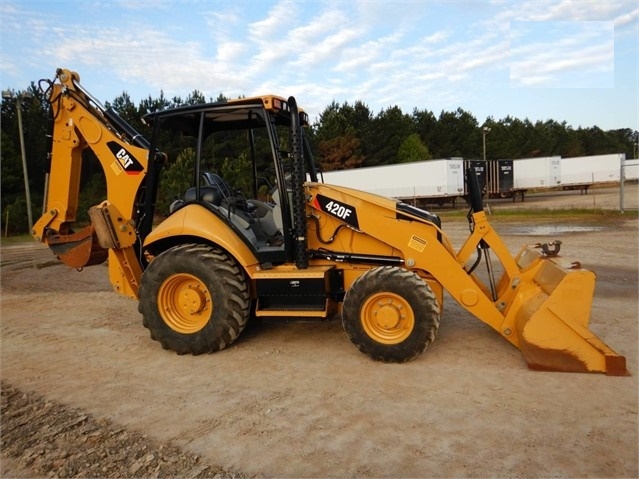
[34,69,150,298]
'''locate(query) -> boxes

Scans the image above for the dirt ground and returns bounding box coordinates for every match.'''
[1,185,637,478]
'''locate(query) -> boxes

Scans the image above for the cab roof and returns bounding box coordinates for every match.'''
[142,95,307,136]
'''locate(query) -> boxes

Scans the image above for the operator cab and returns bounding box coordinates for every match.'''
[143,95,316,266]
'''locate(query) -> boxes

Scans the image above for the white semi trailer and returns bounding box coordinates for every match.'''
[513,156,562,189]
[622,158,639,181]
[321,158,465,205]
[320,153,629,206]
[560,153,624,191]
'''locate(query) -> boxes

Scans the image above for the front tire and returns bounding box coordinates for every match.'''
[342,266,440,362]
[138,244,250,355]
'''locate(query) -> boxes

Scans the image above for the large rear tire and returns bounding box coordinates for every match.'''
[138,244,250,355]
[342,266,440,363]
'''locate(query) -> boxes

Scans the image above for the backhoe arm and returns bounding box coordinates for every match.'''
[34,68,151,298]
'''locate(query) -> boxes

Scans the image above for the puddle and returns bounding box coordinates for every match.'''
[507,225,605,236]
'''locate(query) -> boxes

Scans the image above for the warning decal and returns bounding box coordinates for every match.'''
[408,235,428,252]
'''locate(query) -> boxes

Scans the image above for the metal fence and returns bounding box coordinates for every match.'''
[620,159,639,213]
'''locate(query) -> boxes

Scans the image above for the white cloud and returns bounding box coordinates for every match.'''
[1,0,636,130]
[490,0,632,35]
[422,30,452,44]
[333,29,404,73]
[294,27,362,68]
[509,20,614,88]
[204,10,240,29]
[249,0,299,41]
[216,41,248,65]
[614,7,639,27]
[288,8,347,44]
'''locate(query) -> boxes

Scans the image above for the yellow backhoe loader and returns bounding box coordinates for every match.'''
[33,68,627,375]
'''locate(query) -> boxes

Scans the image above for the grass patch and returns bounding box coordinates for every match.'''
[437,207,637,223]
[0,234,35,245]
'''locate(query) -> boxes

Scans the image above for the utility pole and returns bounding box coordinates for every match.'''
[482,126,491,214]
[2,90,34,233]
[482,126,491,165]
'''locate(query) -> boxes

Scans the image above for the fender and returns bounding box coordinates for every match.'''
[143,204,259,268]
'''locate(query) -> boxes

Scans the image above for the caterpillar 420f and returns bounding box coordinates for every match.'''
[33,68,627,375]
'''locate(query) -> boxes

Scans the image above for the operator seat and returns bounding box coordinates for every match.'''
[183,186,223,206]
[170,185,223,213]
[205,173,233,197]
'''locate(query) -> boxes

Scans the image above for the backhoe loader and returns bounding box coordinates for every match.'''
[33,68,628,375]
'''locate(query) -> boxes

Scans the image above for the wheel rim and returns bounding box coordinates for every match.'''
[360,292,415,344]
[157,273,212,334]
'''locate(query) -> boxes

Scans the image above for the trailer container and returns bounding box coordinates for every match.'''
[321,158,465,204]
[513,156,562,189]
[464,160,488,193]
[622,158,639,181]
[560,154,624,191]
[485,160,516,198]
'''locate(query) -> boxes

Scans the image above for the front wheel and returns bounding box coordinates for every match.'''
[138,244,250,355]
[341,266,440,363]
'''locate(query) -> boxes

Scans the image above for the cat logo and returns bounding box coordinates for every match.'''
[107,141,144,174]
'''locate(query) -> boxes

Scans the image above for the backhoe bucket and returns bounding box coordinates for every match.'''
[512,247,628,375]
[46,225,108,269]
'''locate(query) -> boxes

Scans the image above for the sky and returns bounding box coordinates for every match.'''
[1,0,637,131]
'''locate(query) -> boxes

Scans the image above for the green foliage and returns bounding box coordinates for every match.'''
[221,153,252,196]
[1,78,637,237]
[76,172,107,223]
[397,133,431,163]
[0,197,30,236]
[431,108,480,158]
[156,148,196,215]
[185,89,206,104]
[1,129,23,196]
[313,100,370,169]
[366,106,414,166]
[1,85,49,234]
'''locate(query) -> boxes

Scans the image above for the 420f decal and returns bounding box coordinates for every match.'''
[313,194,359,229]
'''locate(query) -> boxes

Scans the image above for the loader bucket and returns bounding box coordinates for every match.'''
[512,246,628,375]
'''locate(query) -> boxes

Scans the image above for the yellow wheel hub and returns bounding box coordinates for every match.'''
[158,273,212,334]
[361,292,415,344]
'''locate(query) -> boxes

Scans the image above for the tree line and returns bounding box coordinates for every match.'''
[1,82,637,234]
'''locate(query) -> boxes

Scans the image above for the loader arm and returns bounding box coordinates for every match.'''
[33,69,152,298]
[306,183,628,375]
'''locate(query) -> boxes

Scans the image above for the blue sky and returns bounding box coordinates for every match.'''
[1,0,637,131]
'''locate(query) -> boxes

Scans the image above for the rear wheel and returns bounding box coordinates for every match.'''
[342,266,440,362]
[138,244,250,355]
